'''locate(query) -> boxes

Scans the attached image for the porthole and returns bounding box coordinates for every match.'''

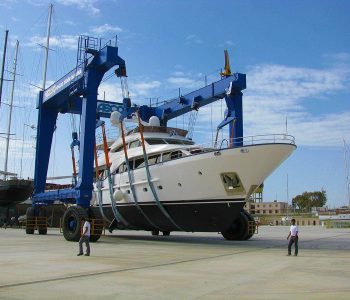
[127,190,131,194]
[178,183,182,187]
[158,185,163,190]
[143,187,148,192]
[198,171,202,175]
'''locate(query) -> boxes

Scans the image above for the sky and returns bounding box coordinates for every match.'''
[0,0,350,208]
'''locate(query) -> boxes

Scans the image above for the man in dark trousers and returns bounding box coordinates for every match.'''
[287,218,299,256]
[77,217,91,256]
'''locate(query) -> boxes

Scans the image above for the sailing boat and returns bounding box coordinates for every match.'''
[0,34,33,207]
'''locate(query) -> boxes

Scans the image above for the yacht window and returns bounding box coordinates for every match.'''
[170,151,183,159]
[111,145,123,153]
[118,163,128,173]
[145,138,167,145]
[148,155,160,165]
[162,151,183,162]
[162,152,171,162]
[189,148,203,154]
[129,140,141,149]
[137,154,160,169]
[134,157,145,169]
[165,139,184,145]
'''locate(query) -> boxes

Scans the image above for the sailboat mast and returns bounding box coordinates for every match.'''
[0,29,9,107]
[3,40,19,179]
[42,3,53,91]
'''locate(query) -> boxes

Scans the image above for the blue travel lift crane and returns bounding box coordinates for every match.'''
[26,35,246,241]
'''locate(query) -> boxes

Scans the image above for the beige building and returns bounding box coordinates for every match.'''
[244,200,289,215]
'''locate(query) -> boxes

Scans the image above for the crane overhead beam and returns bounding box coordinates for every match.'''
[152,73,245,124]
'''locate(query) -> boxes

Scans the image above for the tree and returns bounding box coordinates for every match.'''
[292,190,327,212]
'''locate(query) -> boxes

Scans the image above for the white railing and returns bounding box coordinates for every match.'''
[226,134,295,148]
[191,134,296,151]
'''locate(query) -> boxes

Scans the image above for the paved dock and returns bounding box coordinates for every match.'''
[0,226,349,299]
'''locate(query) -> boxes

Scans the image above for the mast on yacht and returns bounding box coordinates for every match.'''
[42,3,53,91]
[3,40,19,179]
[0,29,9,107]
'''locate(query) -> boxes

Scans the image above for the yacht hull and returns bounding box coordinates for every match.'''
[0,179,33,207]
[93,199,245,232]
[93,143,296,233]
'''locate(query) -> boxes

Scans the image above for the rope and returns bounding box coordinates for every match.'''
[101,123,129,227]
[70,147,77,185]
[120,120,163,231]
[137,111,184,231]
[94,143,111,224]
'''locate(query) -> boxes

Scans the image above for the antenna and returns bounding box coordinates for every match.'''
[343,139,350,207]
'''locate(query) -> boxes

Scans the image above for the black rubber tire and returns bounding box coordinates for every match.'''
[162,231,170,236]
[38,206,47,235]
[62,206,88,242]
[25,207,35,234]
[151,230,159,236]
[221,212,249,240]
[242,210,255,240]
[89,209,104,242]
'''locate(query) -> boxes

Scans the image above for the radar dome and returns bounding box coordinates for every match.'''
[110,111,121,126]
[149,116,160,127]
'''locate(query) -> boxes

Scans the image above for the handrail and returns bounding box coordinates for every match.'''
[229,133,296,147]
[194,134,295,150]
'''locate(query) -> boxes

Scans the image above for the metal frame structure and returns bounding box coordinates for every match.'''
[32,35,246,209]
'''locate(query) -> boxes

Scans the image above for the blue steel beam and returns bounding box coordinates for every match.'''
[33,42,126,207]
[152,73,245,124]
[119,74,246,126]
[34,91,58,194]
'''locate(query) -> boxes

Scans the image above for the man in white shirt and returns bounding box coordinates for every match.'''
[286,218,299,256]
[77,217,91,256]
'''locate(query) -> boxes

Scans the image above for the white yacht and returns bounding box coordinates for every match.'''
[92,115,296,240]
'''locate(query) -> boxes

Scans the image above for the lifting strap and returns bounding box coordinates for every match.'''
[70,148,77,185]
[229,119,236,148]
[120,120,163,231]
[93,142,111,224]
[101,123,130,228]
[137,111,184,231]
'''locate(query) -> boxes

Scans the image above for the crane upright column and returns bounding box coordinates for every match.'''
[33,37,126,207]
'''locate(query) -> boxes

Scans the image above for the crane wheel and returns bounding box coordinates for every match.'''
[221,212,249,240]
[162,231,170,236]
[242,210,255,240]
[89,209,104,242]
[25,207,35,234]
[38,206,47,235]
[151,230,159,236]
[62,206,88,242]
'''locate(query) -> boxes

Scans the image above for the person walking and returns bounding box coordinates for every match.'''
[287,218,299,256]
[77,217,91,256]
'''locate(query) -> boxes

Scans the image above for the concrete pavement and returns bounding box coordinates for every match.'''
[0,226,349,299]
